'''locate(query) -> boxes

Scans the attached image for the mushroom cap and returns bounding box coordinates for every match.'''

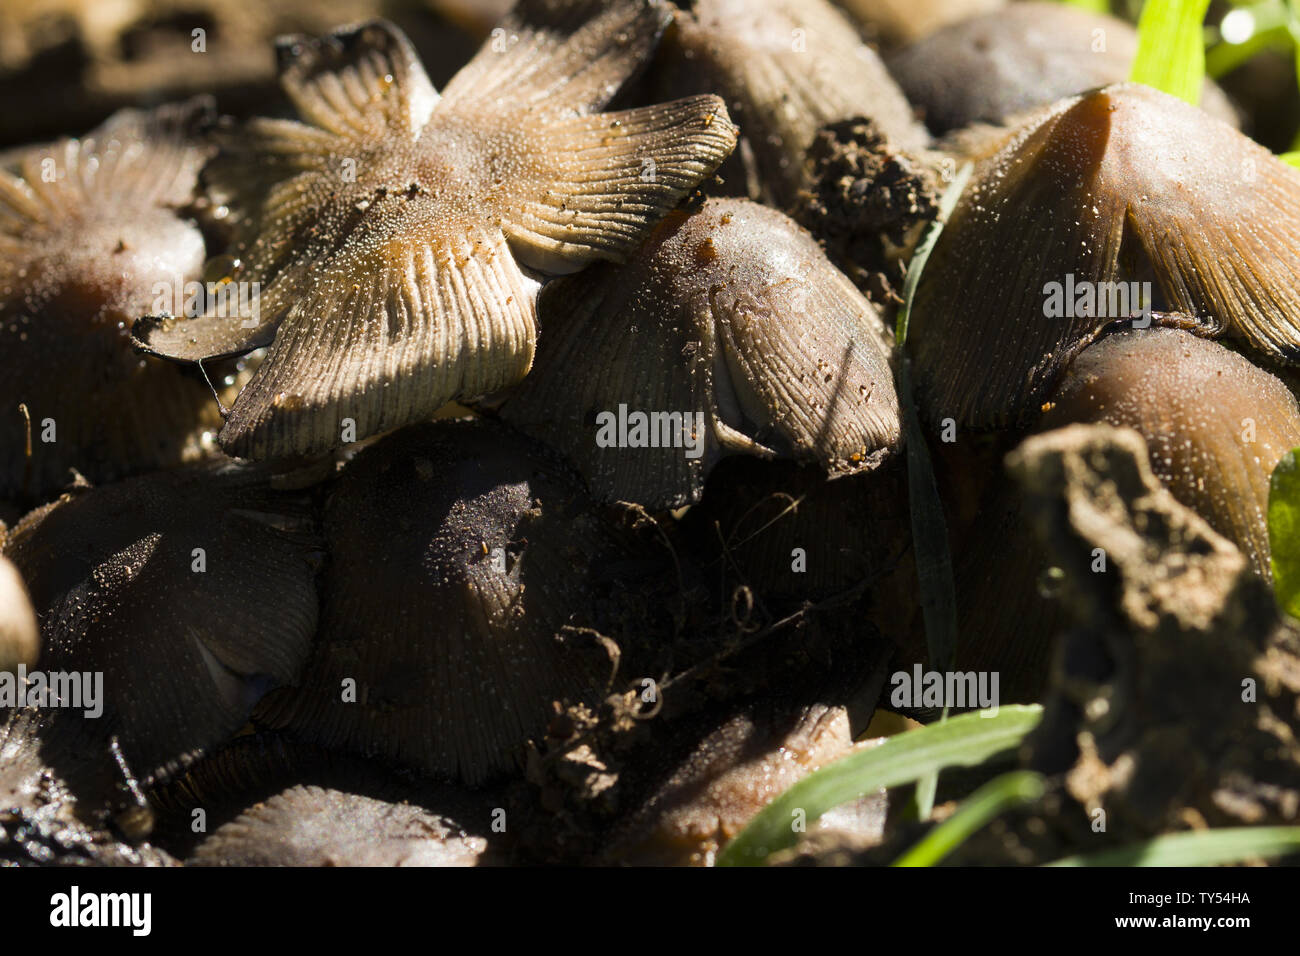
[654,0,928,206]
[888,3,1238,136]
[256,419,647,785]
[0,99,222,500]
[498,198,901,509]
[909,82,1300,430]
[188,785,490,867]
[0,553,38,673]
[2,462,321,802]
[132,7,738,460]
[1041,328,1300,578]
[838,0,1006,48]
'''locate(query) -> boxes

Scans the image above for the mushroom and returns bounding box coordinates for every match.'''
[495,198,901,509]
[1,461,321,806]
[256,419,657,785]
[888,3,1238,136]
[0,552,38,673]
[133,5,739,460]
[1040,327,1300,579]
[907,83,1300,431]
[0,99,223,502]
[836,0,1006,49]
[650,0,929,207]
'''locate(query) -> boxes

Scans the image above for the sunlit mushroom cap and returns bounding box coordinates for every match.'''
[837,0,1006,48]
[652,0,928,206]
[1041,328,1300,578]
[888,3,1238,136]
[2,462,321,801]
[257,419,649,785]
[497,198,901,509]
[908,83,1300,430]
[0,99,221,501]
[0,553,38,673]
[133,5,738,460]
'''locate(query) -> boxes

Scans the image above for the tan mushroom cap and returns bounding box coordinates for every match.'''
[0,553,38,673]
[188,785,490,867]
[1041,328,1300,579]
[498,198,901,509]
[909,82,1300,431]
[654,0,929,206]
[133,5,739,460]
[2,462,321,802]
[0,99,222,500]
[888,3,1238,135]
[838,0,1006,49]
[257,420,643,785]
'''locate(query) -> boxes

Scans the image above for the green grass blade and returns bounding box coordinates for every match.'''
[716,705,1043,866]
[895,163,972,347]
[1057,0,1110,11]
[1268,449,1300,617]
[893,772,1045,867]
[1046,827,1300,866]
[1280,151,1300,167]
[1131,0,1212,103]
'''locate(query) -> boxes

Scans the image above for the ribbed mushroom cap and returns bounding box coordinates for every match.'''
[257,419,647,785]
[837,0,1005,48]
[908,83,1300,431]
[133,5,738,460]
[1040,328,1300,579]
[2,462,321,801]
[0,553,38,673]
[0,99,221,500]
[189,785,489,867]
[653,0,928,206]
[498,198,900,509]
[888,3,1238,136]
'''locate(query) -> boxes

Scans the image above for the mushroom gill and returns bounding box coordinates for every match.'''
[496,198,901,509]
[256,419,655,786]
[1040,327,1300,579]
[1,461,321,805]
[133,4,739,460]
[0,99,221,501]
[907,82,1300,431]
[651,0,929,207]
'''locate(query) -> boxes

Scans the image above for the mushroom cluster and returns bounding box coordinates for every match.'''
[4,0,1300,867]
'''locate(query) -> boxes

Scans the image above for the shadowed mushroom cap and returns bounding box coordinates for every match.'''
[908,83,1300,431]
[653,0,928,206]
[0,553,38,673]
[257,419,651,785]
[133,4,738,460]
[189,785,489,866]
[497,198,900,509]
[0,99,222,501]
[2,462,321,802]
[1041,327,1300,579]
[888,3,1238,136]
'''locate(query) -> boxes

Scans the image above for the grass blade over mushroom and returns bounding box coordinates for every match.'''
[133,6,738,460]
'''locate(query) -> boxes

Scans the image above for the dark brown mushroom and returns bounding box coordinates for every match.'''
[0,99,223,501]
[888,3,1238,136]
[496,198,901,509]
[908,83,1300,432]
[1,462,321,806]
[133,5,738,460]
[650,0,929,207]
[256,419,660,785]
[1040,327,1300,579]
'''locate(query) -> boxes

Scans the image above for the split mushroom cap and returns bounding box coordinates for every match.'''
[497,198,901,509]
[0,553,38,673]
[0,99,221,501]
[2,462,321,802]
[133,4,739,460]
[256,419,646,785]
[908,82,1300,431]
[1040,327,1300,579]
[188,785,490,867]
[653,0,929,206]
[888,3,1238,136]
